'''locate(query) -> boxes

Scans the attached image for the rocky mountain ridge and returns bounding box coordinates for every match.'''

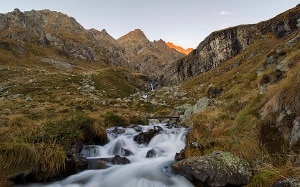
[118,29,184,76]
[0,9,183,76]
[163,5,300,85]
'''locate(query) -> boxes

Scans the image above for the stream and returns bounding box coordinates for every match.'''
[25,123,194,187]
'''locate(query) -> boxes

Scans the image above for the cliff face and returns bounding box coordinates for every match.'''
[163,5,300,85]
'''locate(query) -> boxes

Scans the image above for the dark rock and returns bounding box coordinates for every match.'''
[121,148,134,156]
[154,125,164,132]
[146,147,161,158]
[134,129,159,144]
[272,177,300,187]
[171,151,252,187]
[87,158,110,169]
[110,127,126,135]
[87,155,130,169]
[174,148,186,161]
[65,153,88,175]
[111,155,131,165]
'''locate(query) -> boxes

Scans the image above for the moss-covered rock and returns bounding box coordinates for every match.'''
[171,151,252,187]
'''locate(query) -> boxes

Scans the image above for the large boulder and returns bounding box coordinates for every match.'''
[171,151,252,187]
[134,129,159,144]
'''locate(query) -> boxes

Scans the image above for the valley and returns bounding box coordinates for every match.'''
[0,4,300,187]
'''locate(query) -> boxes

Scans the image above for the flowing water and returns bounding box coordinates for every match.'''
[25,124,194,187]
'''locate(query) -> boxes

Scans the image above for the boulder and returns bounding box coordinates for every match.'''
[87,158,109,169]
[65,153,88,175]
[134,129,159,144]
[146,147,161,158]
[111,155,130,165]
[171,151,252,187]
[121,148,134,156]
[179,97,214,122]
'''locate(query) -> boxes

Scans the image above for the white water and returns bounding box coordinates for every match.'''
[24,124,194,187]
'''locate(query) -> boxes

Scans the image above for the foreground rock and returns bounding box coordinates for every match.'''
[171,151,252,187]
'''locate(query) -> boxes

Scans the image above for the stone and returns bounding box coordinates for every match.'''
[121,148,134,156]
[25,97,33,102]
[134,129,159,144]
[65,153,88,175]
[179,97,214,122]
[111,155,130,165]
[171,151,252,187]
[290,117,300,151]
[146,147,161,158]
[273,177,300,187]
[87,158,109,169]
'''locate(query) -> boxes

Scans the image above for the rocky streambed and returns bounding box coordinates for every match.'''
[17,123,253,187]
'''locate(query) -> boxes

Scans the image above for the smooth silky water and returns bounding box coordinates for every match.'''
[21,124,194,187]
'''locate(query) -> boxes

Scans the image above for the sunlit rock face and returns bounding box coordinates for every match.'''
[166,42,193,55]
[163,5,300,85]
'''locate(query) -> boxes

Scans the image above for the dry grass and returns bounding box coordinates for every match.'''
[34,142,65,181]
[0,142,39,178]
[181,28,300,186]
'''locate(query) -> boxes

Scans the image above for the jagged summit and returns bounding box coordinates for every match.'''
[166,42,193,55]
[118,29,149,44]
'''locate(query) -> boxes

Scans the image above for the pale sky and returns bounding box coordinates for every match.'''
[0,1,299,48]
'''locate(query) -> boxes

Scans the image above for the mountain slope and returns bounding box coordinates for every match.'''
[118,29,184,76]
[163,5,300,85]
[0,9,183,77]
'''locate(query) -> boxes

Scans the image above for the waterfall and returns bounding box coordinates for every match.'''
[22,124,194,187]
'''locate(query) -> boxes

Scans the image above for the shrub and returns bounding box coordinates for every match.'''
[104,113,128,127]
[43,114,105,149]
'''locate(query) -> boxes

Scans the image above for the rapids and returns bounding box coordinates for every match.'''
[24,124,194,187]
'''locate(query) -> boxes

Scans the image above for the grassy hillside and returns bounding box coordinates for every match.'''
[0,41,174,184]
[179,31,300,186]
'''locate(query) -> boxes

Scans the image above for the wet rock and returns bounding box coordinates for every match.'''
[128,124,143,132]
[111,155,130,165]
[154,126,164,132]
[65,153,88,175]
[109,127,126,135]
[87,155,130,169]
[171,151,252,187]
[134,129,159,144]
[174,148,186,161]
[87,158,110,169]
[121,148,134,156]
[146,147,161,158]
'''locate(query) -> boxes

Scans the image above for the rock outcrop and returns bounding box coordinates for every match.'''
[163,5,300,85]
[172,151,253,187]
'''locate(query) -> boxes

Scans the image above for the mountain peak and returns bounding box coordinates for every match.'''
[118,29,149,44]
[166,42,193,55]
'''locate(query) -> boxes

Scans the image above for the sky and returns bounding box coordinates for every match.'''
[0,1,299,49]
